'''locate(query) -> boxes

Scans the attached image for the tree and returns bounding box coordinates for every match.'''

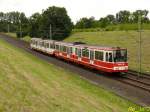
[75,17,96,28]
[99,17,109,28]
[38,6,73,40]
[29,13,41,37]
[105,15,116,24]
[132,10,149,23]
[116,10,131,23]
[0,11,28,33]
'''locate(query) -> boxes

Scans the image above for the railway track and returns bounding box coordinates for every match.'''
[128,70,150,80]
[120,72,150,92]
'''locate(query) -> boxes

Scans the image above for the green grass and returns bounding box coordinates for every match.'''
[21,35,31,42]
[4,33,31,42]
[5,33,17,38]
[0,38,138,111]
[64,30,150,73]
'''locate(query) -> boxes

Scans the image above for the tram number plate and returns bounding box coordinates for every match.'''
[119,67,125,70]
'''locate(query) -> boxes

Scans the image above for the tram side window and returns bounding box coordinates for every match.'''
[42,42,44,47]
[106,53,109,62]
[70,47,73,54]
[75,48,78,55]
[56,45,59,50]
[35,41,38,46]
[106,52,113,62]
[95,51,103,61]
[67,47,69,54]
[50,43,53,48]
[60,45,63,51]
[62,46,67,52]
[40,42,42,47]
[53,43,55,49]
[44,43,46,48]
[78,49,81,57]
[82,49,89,58]
[109,53,113,62]
[46,43,49,48]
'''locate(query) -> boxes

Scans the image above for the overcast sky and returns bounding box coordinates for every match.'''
[0,0,150,23]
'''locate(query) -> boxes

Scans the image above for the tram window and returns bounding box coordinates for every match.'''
[50,43,54,48]
[82,49,89,57]
[114,50,127,62]
[78,49,81,57]
[95,51,103,61]
[67,47,69,54]
[70,47,73,54]
[106,53,109,62]
[46,43,49,48]
[40,42,42,47]
[90,50,94,60]
[62,46,67,52]
[42,42,44,47]
[35,41,38,46]
[56,45,59,50]
[52,43,55,49]
[75,48,78,55]
[44,43,47,48]
[106,52,113,62]
[109,53,113,62]
[60,45,63,51]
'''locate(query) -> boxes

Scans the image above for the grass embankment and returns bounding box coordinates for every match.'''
[64,30,150,73]
[0,38,138,111]
[5,33,31,42]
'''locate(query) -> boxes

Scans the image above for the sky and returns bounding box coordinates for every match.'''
[0,0,150,23]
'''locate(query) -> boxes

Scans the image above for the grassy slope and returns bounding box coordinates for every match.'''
[5,33,31,42]
[64,31,150,73]
[5,33,17,38]
[0,38,138,111]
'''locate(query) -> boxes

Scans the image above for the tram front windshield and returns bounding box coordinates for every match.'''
[113,49,127,62]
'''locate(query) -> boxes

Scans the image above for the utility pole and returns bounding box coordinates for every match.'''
[19,20,22,38]
[7,24,10,33]
[49,24,52,40]
[138,14,142,77]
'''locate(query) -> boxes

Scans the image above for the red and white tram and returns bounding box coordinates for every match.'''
[30,38,128,73]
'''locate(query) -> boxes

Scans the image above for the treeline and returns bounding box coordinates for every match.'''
[0,6,73,40]
[0,12,28,33]
[75,10,150,29]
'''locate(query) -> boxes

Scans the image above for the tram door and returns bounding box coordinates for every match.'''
[106,52,113,62]
[78,49,81,61]
[90,50,94,64]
